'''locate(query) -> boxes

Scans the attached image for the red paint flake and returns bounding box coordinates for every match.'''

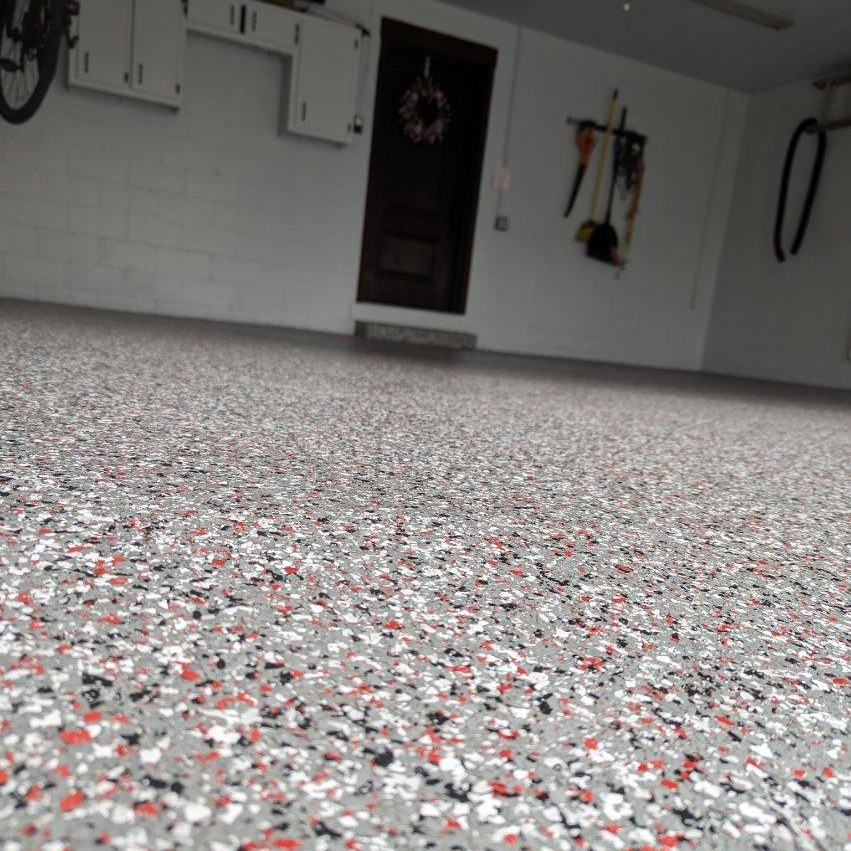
[823,767,835,778]
[602,823,620,834]
[832,677,849,686]
[26,785,41,802]
[0,770,8,784]
[180,664,201,682]
[659,835,680,847]
[385,620,403,630]
[83,711,102,723]
[504,834,519,845]
[55,764,71,778]
[584,737,598,750]
[134,802,159,816]
[60,791,85,812]
[661,778,678,790]
[428,749,441,765]
[59,730,91,745]
[273,839,301,849]
[793,768,806,778]
[579,789,594,803]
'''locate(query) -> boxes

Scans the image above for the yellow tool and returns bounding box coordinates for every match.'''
[577,90,619,243]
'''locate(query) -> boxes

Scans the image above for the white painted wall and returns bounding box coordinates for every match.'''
[703,81,851,389]
[0,0,746,372]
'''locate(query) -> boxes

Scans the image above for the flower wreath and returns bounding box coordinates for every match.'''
[399,76,451,145]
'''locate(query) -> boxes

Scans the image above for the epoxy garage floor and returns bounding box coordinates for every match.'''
[1,300,849,851]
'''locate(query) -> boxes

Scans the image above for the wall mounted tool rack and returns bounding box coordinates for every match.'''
[567,115,647,145]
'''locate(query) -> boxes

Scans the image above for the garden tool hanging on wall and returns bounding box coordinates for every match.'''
[773,117,827,262]
[565,121,598,217]
[587,108,628,265]
[577,89,619,242]
[618,146,646,274]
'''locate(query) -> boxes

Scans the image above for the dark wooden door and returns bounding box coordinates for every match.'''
[358,19,496,313]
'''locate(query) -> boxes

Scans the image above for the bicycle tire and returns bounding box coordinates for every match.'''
[0,0,66,124]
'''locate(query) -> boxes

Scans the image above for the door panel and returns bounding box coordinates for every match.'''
[185,0,241,37]
[378,236,436,279]
[358,20,496,314]
[131,0,184,104]
[245,0,298,53]
[74,0,132,94]
[292,16,360,144]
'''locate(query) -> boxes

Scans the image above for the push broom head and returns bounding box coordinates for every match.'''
[587,221,619,264]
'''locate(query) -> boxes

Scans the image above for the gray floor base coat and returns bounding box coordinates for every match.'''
[1,299,849,850]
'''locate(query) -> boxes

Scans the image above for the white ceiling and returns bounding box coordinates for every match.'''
[442,0,851,92]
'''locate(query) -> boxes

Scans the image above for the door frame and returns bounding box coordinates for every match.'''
[357,18,497,314]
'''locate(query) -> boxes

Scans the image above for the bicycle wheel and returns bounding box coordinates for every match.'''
[0,0,66,124]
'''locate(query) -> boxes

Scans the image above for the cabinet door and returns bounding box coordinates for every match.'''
[131,0,184,105]
[71,0,132,94]
[292,17,360,144]
[244,1,298,53]
[185,0,242,38]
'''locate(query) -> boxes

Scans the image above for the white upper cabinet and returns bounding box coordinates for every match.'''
[69,0,184,108]
[131,0,185,105]
[290,16,361,145]
[71,0,133,95]
[69,0,362,144]
[185,0,241,40]
[244,1,298,53]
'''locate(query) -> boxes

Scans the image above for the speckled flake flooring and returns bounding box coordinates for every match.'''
[1,301,849,851]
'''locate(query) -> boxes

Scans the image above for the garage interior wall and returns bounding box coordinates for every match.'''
[703,80,851,390]
[0,0,754,373]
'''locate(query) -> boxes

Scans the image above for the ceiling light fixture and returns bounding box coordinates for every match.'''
[685,0,795,31]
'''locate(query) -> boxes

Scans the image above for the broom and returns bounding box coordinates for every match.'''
[587,108,627,265]
[576,90,619,242]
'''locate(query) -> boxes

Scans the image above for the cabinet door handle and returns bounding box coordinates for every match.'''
[294,22,300,44]
[251,9,257,30]
[83,51,90,74]
[137,64,144,86]
[229,4,235,25]
[301,102,307,123]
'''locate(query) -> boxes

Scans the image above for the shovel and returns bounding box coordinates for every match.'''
[577,90,619,242]
[588,108,627,265]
